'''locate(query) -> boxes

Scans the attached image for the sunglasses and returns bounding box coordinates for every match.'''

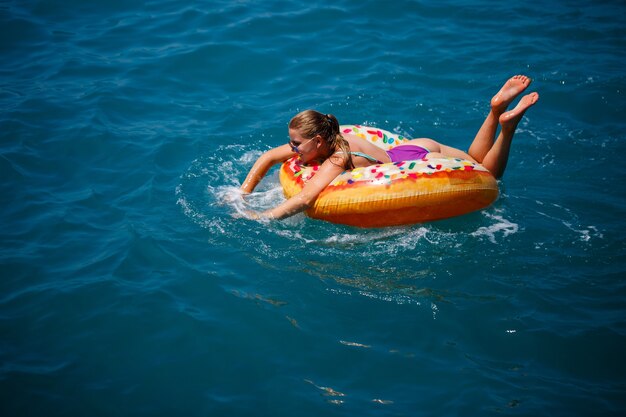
[288,137,315,153]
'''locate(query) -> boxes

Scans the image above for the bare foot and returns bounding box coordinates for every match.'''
[499,92,539,129]
[491,75,532,113]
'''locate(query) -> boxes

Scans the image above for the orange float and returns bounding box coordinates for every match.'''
[279,125,499,228]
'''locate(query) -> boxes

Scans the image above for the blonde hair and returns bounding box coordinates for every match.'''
[289,110,354,170]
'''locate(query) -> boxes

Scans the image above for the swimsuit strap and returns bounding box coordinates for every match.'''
[335,151,383,164]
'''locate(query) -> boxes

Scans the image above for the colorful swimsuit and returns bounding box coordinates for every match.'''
[337,145,430,165]
[386,145,430,162]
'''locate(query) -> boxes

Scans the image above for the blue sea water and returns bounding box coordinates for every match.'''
[1,0,625,415]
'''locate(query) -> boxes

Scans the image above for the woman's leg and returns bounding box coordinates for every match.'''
[468,75,532,162]
[402,77,537,171]
[481,92,539,178]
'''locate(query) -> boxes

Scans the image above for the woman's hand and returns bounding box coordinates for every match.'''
[237,210,274,221]
[244,210,261,220]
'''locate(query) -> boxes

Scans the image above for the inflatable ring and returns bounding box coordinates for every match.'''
[279,125,499,228]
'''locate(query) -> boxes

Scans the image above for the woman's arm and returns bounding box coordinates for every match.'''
[258,156,346,220]
[240,144,294,194]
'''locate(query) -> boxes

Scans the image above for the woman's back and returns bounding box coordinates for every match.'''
[343,133,391,167]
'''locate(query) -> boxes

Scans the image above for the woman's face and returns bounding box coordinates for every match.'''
[288,128,320,163]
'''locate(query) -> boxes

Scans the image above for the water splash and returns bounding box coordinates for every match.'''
[470,211,519,244]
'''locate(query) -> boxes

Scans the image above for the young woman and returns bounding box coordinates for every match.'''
[240,75,539,220]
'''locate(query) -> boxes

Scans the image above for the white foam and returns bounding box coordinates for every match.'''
[562,223,603,242]
[323,228,407,246]
[238,149,263,165]
[212,185,250,218]
[431,302,439,320]
[175,184,212,227]
[357,290,422,306]
[470,212,519,244]
[534,202,603,242]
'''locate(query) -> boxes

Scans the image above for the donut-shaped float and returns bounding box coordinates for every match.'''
[279,125,499,228]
